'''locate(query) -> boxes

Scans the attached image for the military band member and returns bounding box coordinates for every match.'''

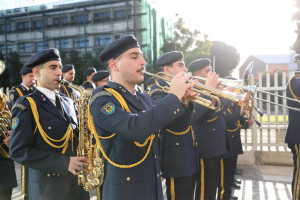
[8,66,35,200]
[92,70,110,88]
[9,67,35,105]
[89,35,196,200]
[60,64,77,98]
[82,67,96,90]
[189,58,231,200]
[0,100,17,200]
[9,48,89,200]
[286,68,300,200]
[217,79,254,200]
[149,51,197,200]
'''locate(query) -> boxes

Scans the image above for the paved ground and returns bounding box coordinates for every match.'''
[12,163,293,200]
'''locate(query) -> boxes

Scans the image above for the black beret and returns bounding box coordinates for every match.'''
[99,35,140,64]
[92,70,110,82]
[19,67,32,75]
[156,51,183,68]
[62,64,74,73]
[188,58,211,72]
[24,48,61,68]
[146,77,155,85]
[83,67,97,76]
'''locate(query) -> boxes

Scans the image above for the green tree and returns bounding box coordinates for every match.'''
[160,18,212,71]
[6,52,23,87]
[210,41,240,77]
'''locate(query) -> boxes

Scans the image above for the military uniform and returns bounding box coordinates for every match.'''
[150,78,197,200]
[9,88,89,200]
[193,98,231,200]
[286,72,300,200]
[0,101,17,200]
[9,84,34,105]
[59,80,80,101]
[217,105,245,200]
[90,81,187,200]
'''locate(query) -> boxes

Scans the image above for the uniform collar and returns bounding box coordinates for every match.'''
[36,86,56,105]
[107,81,137,95]
[20,83,31,91]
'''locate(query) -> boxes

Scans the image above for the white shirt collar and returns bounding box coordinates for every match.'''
[36,86,56,106]
[21,83,30,91]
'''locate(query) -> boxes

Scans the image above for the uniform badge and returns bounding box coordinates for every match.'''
[12,117,19,129]
[101,102,115,115]
[10,94,14,102]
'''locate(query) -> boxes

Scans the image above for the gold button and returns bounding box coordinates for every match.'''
[47,174,50,177]
[232,135,234,138]
[176,142,179,146]
[174,111,177,115]
[48,126,52,130]
[127,177,130,181]
[57,174,60,176]
[177,108,180,112]
[157,173,159,178]
[53,174,56,176]
[122,89,126,93]
[195,142,198,146]
[155,155,157,159]
[212,128,216,131]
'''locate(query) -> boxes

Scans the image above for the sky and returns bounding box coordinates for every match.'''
[1,0,298,71]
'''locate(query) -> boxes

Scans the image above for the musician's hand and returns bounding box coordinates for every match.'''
[247,116,255,127]
[205,71,221,88]
[183,80,199,107]
[169,71,192,101]
[68,156,87,175]
[3,131,11,147]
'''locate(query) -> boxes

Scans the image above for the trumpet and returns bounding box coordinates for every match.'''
[142,70,221,111]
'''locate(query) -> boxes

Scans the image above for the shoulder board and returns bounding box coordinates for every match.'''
[89,91,112,105]
[12,103,27,111]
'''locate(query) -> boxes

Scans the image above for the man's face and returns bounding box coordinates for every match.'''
[164,60,187,75]
[22,73,36,88]
[194,65,212,78]
[111,47,146,85]
[63,69,75,82]
[33,60,62,91]
[96,77,109,87]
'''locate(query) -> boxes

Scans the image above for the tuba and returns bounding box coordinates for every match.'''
[67,84,104,191]
[0,60,10,158]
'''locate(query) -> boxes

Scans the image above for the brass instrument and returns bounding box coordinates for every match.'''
[67,84,104,191]
[143,70,221,110]
[0,60,10,158]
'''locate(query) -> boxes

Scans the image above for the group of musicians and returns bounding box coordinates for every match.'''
[0,34,299,200]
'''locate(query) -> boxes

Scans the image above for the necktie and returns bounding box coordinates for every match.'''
[55,94,64,114]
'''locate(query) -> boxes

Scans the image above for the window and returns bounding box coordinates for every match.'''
[36,41,49,51]
[19,43,31,53]
[33,20,43,28]
[74,38,89,48]
[95,36,111,47]
[114,10,129,19]
[94,12,110,21]
[55,39,69,49]
[0,44,13,55]
[17,21,30,30]
[0,24,12,32]
[72,14,88,23]
[53,17,68,25]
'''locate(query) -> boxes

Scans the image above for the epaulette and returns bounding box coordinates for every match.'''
[12,103,27,111]
[89,91,112,105]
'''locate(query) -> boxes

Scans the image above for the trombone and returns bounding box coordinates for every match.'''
[142,70,221,111]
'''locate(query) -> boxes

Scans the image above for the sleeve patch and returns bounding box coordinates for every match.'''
[89,91,112,105]
[12,117,19,129]
[12,103,27,111]
[101,102,115,115]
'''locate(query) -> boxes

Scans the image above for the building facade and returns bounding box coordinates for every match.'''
[0,0,173,68]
